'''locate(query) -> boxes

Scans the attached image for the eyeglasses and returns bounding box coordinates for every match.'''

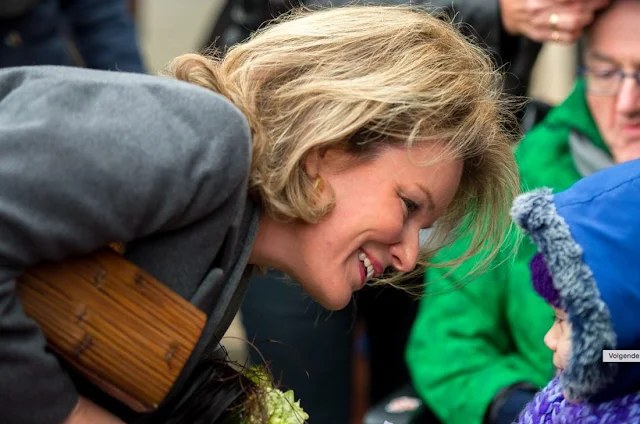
[579,67,640,96]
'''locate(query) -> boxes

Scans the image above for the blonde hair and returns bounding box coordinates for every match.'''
[164,5,520,287]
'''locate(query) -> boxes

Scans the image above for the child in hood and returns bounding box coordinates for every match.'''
[511,158,640,423]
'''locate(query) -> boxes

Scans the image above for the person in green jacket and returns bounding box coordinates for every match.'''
[406,2,640,423]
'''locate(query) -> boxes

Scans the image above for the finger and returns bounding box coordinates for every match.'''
[550,0,608,10]
[545,0,608,16]
[547,29,580,44]
[526,25,575,44]
[554,11,595,32]
[530,10,594,33]
[522,0,551,17]
[586,0,611,12]
[520,24,555,43]
[563,29,584,44]
[569,0,610,15]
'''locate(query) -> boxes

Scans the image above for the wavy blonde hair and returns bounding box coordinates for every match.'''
[164,5,520,285]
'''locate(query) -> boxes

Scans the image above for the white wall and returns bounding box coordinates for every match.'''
[137,0,224,74]
[529,42,578,105]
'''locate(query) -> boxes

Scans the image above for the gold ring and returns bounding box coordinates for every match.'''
[551,30,560,42]
[549,13,559,29]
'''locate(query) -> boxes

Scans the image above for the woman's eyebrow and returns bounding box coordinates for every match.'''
[417,184,436,212]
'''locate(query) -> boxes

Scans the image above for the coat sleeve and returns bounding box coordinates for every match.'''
[0,66,251,424]
[406,230,552,424]
[60,0,146,73]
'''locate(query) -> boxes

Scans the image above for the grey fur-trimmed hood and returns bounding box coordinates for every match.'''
[511,159,640,402]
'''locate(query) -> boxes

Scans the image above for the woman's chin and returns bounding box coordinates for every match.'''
[298,278,353,311]
[318,293,353,311]
[314,288,354,311]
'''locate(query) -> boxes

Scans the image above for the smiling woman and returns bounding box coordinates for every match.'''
[0,4,519,424]
[169,5,521,302]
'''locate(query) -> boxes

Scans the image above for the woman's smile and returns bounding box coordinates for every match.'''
[357,249,384,287]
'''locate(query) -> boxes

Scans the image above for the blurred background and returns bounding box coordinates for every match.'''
[137,0,576,105]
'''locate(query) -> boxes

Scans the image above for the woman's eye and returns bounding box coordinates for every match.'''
[402,197,420,215]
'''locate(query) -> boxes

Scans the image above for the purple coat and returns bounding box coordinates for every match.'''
[516,377,640,423]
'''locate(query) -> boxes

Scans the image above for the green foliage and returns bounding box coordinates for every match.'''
[241,366,309,424]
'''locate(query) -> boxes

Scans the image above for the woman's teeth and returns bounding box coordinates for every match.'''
[358,252,374,280]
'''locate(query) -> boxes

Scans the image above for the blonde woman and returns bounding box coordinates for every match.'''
[0,6,518,424]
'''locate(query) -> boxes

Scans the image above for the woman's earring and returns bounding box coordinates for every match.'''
[313,176,324,193]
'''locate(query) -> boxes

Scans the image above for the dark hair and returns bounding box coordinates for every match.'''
[153,355,261,424]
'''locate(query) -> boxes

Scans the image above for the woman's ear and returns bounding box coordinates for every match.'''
[304,147,328,177]
[304,149,320,178]
[305,146,352,179]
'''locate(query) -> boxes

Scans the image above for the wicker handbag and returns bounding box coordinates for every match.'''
[16,247,207,413]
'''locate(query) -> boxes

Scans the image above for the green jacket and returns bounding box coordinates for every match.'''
[406,80,609,424]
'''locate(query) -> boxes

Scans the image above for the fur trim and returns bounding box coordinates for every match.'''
[511,188,617,401]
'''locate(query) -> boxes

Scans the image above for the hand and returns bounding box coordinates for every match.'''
[500,0,611,44]
[63,396,125,424]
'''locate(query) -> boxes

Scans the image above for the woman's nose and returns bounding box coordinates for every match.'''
[389,229,420,272]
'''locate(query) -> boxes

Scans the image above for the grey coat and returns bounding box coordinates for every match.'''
[0,66,258,424]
